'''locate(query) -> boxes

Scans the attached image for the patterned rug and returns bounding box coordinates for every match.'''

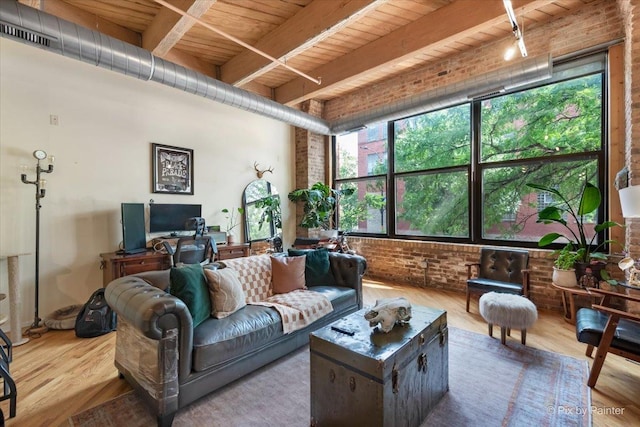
[69,327,591,426]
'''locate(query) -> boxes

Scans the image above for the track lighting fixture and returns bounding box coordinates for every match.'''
[503,0,527,59]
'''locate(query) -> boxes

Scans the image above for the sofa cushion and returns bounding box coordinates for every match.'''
[271,255,307,294]
[204,268,246,319]
[311,286,357,313]
[192,285,358,371]
[192,305,283,371]
[288,248,336,287]
[169,264,211,328]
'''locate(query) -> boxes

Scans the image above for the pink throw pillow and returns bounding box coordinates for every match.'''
[271,255,307,294]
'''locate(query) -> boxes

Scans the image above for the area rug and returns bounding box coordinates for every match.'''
[69,327,591,426]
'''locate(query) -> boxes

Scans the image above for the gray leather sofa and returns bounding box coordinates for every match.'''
[105,252,366,427]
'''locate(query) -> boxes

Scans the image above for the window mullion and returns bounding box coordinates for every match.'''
[388,121,396,238]
[471,100,481,243]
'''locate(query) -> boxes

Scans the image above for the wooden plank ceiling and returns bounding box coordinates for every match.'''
[20,0,594,108]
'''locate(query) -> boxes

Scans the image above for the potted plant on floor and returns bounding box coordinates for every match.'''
[287,182,354,238]
[526,179,620,283]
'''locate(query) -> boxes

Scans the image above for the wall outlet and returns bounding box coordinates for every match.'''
[50,114,59,125]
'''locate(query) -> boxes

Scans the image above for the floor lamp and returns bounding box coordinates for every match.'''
[21,150,54,336]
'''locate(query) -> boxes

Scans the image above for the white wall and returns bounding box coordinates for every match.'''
[0,38,297,328]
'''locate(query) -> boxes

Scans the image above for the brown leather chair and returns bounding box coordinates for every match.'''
[466,248,530,312]
[575,288,640,387]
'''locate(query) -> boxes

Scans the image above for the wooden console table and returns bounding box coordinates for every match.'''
[216,243,250,260]
[100,243,251,285]
[100,250,171,286]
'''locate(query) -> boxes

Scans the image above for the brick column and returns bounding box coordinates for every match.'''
[618,0,640,255]
[294,99,327,237]
[617,0,640,313]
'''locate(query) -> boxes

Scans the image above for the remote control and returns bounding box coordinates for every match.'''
[331,325,355,336]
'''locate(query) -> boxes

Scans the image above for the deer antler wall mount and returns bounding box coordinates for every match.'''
[254,162,274,178]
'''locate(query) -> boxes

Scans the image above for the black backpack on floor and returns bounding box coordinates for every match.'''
[75,288,117,338]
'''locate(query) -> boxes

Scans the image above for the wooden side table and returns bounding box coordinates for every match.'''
[551,282,601,324]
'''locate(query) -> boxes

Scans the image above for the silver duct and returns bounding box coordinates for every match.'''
[0,0,331,135]
[1,1,552,137]
[330,54,553,134]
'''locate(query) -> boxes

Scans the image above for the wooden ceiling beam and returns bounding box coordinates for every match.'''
[162,50,274,100]
[144,0,217,56]
[19,0,42,9]
[239,81,274,100]
[35,0,141,46]
[275,0,550,106]
[163,48,217,79]
[221,0,386,87]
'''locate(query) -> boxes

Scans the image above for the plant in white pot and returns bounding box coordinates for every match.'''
[551,246,580,288]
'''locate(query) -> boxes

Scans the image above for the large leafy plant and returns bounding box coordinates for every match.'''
[526,180,618,263]
[254,195,282,231]
[288,182,354,230]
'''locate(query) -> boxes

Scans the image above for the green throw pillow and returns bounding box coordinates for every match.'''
[169,264,211,328]
[288,248,335,286]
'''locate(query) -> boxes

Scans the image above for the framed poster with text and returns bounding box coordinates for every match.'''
[151,143,194,195]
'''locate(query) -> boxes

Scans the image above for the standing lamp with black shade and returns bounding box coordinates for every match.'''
[20,150,54,336]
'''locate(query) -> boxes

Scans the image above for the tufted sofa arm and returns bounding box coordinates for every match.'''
[105,274,195,380]
[329,252,367,309]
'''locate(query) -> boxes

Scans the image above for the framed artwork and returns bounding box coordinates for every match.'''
[151,143,194,195]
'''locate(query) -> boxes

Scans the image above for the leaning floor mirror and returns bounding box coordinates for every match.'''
[243,179,282,247]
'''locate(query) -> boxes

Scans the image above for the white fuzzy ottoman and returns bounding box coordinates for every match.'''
[479,292,537,345]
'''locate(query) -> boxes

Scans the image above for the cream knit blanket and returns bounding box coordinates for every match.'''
[251,289,333,334]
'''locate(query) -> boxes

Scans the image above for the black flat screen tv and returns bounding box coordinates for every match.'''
[149,203,202,235]
[121,203,147,254]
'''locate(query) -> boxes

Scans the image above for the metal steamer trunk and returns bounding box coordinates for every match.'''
[310,306,448,427]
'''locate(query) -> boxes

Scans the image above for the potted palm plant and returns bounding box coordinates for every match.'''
[526,179,619,282]
[287,182,354,238]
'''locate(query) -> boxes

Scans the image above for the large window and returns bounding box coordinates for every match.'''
[333,53,607,246]
[335,123,388,234]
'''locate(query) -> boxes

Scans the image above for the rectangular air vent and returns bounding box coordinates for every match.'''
[467,86,506,100]
[0,20,57,47]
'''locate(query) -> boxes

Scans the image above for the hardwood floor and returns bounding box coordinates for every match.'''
[3,280,639,426]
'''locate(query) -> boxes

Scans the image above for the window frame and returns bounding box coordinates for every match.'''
[332,52,609,249]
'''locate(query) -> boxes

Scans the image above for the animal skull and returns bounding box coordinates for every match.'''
[364,297,412,333]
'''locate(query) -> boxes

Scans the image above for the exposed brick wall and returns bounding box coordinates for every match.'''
[294,99,327,237]
[618,0,640,258]
[347,237,625,312]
